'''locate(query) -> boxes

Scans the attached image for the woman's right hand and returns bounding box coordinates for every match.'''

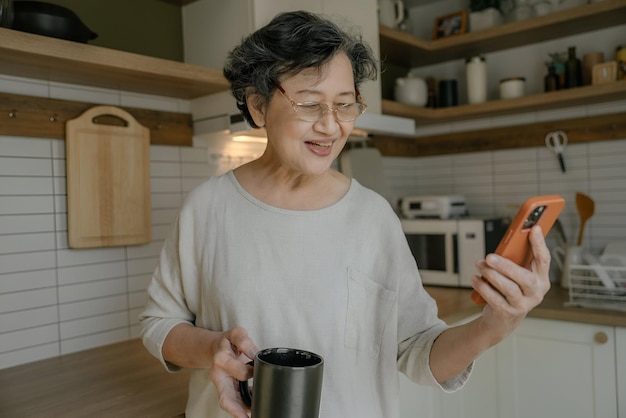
[208,327,259,418]
[162,324,258,418]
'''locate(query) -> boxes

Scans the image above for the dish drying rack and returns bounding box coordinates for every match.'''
[566,263,626,312]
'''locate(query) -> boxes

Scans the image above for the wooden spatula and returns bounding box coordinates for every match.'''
[576,192,594,246]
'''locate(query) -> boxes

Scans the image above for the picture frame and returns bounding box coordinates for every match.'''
[433,11,468,40]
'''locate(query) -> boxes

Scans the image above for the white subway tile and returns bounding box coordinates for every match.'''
[0,157,53,176]
[54,196,67,212]
[0,342,59,370]
[52,159,66,177]
[130,307,145,329]
[57,261,127,286]
[56,247,125,268]
[181,146,210,163]
[60,328,129,355]
[52,176,66,195]
[0,177,53,195]
[51,139,65,159]
[0,287,58,314]
[58,277,127,304]
[0,137,52,158]
[150,145,181,162]
[55,214,67,232]
[127,241,163,259]
[0,214,55,234]
[130,324,142,339]
[56,231,69,250]
[130,289,148,309]
[60,311,128,340]
[0,251,56,275]
[150,161,181,177]
[151,192,183,209]
[59,294,128,321]
[0,232,56,255]
[0,306,58,333]
[151,178,182,193]
[127,257,158,276]
[0,324,59,353]
[0,196,54,215]
[151,208,178,225]
[0,269,56,293]
[182,177,208,193]
[128,273,152,293]
[182,161,211,178]
[151,224,173,241]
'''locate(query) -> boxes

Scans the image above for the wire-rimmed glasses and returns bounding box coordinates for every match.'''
[275,84,367,122]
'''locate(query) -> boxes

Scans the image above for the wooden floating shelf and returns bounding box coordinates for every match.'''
[369,111,626,157]
[379,0,626,68]
[382,80,626,124]
[0,27,229,100]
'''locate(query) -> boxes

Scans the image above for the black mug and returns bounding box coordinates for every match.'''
[438,79,458,107]
[239,347,324,418]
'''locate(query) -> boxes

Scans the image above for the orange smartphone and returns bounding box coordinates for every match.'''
[471,195,566,305]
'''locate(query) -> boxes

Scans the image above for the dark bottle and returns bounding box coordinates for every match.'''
[544,64,560,92]
[565,46,582,88]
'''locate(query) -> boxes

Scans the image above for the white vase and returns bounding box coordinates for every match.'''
[469,7,503,32]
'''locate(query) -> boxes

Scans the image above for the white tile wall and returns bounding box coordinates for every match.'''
[384,101,626,254]
[1,75,625,370]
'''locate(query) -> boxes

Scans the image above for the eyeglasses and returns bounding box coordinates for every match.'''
[275,84,367,123]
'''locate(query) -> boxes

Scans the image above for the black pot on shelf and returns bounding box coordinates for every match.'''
[11,1,97,43]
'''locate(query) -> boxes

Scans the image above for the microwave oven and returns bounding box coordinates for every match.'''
[401,218,509,287]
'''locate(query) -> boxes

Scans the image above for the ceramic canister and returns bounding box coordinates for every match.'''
[394,76,428,106]
[499,77,525,99]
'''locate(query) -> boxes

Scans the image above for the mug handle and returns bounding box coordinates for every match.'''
[238,361,254,407]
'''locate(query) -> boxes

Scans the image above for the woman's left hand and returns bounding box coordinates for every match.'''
[471,226,551,340]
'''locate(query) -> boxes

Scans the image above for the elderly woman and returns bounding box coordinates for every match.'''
[140,10,550,418]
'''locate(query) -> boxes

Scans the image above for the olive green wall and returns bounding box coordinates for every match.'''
[47,0,183,61]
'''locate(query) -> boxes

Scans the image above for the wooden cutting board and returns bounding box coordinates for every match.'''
[66,106,151,248]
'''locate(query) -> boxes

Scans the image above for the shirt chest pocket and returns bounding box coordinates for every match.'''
[345,268,396,357]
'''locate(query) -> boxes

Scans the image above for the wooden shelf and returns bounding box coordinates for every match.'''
[369,111,626,157]
[379,0,626,68]
[382,80,626,124]
[0,27,229,99]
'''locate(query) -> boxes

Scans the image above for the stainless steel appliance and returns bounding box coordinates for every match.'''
[402,217,509,287]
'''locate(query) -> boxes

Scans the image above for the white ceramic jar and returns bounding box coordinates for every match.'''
[394,76,428,106]
[466,56,487,104]
[499,77,526,99]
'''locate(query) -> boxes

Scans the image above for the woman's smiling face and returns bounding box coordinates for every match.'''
[255,53,358,177]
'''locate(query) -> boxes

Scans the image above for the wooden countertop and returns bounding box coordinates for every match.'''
[0,339,190,418]
[426,286,626,327]
[1,287,624,417]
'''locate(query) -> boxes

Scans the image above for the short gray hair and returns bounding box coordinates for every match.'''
[223,10,378,128]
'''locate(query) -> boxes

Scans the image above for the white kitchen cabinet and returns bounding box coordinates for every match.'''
[496,318,617,418]
[400,317,621,418]
[617,327,626,418]
[182,0,381,113]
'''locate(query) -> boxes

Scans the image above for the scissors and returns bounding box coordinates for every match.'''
[545,130,568,173]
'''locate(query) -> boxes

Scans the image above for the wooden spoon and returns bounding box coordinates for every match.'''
[576,192,595,246]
